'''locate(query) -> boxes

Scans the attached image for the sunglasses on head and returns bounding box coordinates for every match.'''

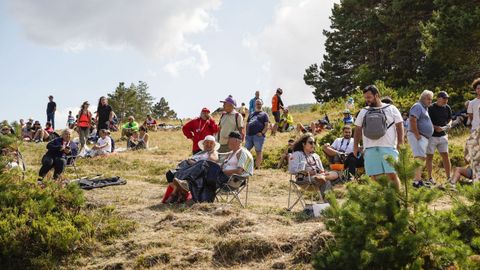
[306,140,315,145]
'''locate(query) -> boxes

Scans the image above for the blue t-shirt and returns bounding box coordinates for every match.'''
[408,102,434,138]
[247,111,269,136]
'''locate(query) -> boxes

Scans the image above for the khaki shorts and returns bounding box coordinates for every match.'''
[426,136,448,155]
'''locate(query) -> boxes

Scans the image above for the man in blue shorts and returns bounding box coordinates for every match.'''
[353,85,404,189]
[245,99,270,169]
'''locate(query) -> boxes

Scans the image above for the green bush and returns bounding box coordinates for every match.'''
[0,138,135,269]
[314,147,475,269]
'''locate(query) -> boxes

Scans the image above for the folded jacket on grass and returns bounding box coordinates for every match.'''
[76,176,127,190]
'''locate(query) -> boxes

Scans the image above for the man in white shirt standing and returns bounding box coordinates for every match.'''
[323,125,363,179]
[353,85,404,189]
[467,78,480,132]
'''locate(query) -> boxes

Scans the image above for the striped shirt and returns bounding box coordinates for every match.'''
[223,147,254,175]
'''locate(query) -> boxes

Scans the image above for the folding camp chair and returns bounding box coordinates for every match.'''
[65,155,80,178]
[287,173,326,211]
[215,173,250,208]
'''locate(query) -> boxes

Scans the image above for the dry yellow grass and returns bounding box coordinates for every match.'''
[18,108,468,269]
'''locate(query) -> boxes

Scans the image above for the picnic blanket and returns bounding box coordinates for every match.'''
[76,176,127,190]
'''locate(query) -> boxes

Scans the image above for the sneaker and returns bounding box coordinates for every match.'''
[173,178,189,192]
[413,180,424,188]
[424,178,436,188]
[37,180,46,188]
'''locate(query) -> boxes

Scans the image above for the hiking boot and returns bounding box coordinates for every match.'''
[413,180,424,188]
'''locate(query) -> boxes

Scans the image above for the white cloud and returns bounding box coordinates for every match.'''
[243,0,339,105]
[8,0,221,76]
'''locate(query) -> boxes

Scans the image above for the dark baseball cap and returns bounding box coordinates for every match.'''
[228,131,242,140]
[437,91,449,98]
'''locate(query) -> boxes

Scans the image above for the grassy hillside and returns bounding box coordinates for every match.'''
[13,100,472,269]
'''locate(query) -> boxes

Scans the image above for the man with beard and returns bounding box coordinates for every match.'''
[353,85,404,189]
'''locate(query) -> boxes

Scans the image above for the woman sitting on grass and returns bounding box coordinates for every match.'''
[289,133,340,196]
[127,126,149,150]
[163,135,220,204]
[32,121,50,142]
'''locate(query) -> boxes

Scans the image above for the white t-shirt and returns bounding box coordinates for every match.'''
[354,103,403,149]
[467,98,480,131]
[331,137,354,154]
[97,136,112,153]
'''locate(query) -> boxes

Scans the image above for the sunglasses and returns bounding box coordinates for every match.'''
[306,140,315,145]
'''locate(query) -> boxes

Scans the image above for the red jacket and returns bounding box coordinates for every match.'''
[182,117,219,152]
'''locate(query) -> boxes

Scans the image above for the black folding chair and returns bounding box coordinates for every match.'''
[215,172,250,208]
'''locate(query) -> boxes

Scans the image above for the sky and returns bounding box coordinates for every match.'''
[0,0,338,126]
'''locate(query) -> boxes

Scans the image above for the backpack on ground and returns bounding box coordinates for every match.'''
[362,105,394,140]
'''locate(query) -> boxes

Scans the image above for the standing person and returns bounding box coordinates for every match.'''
[245,99,270,169]
[353,85,404,189]
[217,95,244,153]
[37,129,78,184]
[249,91,261,114]
[426,91,452,183]
[407,90,434,187]
[182,108,219,155]
[239,103,248,119]
[77,101,92,150]
[95,96,113,133]
[271,88,284,136]
[46,95,56,130]
[467,78,480,131]
[67,111,75,129]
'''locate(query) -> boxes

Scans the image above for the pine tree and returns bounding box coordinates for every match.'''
[152,97,177,119]
[314,146,474,269]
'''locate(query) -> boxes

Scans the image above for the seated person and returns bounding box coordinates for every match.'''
[22,121,33,141]
[32,121,50,142]
[121,116,139,139]
[38,129,78,184]
[143,114,158,131]
[172,131,253,203]
[109,112,119,132]
[322,125,364,179]
[289,133,340,197]
[1,125,13,136]
[86,129,112,157]
[342,109,354,125]
[278,108,294,132]
[165,135,220,203]
[296,119,328,135]
[277,139,295,169]
[127,126,149,150]
[446,145,476,189]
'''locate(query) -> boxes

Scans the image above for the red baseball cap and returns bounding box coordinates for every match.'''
[201,107,210,113]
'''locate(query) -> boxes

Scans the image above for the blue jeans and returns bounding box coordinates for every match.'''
[175,160,228,202]
[245,134,265,152]
[47,113,55,129]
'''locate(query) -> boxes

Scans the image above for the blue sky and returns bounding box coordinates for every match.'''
[0,0,337,126]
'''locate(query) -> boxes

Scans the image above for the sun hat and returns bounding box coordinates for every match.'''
[343,109,351,114]
[220,95,237,107]
[198,135,220,151]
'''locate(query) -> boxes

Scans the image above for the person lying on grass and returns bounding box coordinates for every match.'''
[86,129,112,157]
[38,129,78,184]
[170,131,253,204]
[289,133,340,197]
[164,135,220,203]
